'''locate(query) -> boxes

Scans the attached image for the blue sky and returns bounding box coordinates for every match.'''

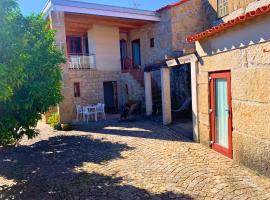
[17,0,177,15]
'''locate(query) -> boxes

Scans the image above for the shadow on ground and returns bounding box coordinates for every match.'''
[0,135,192,199]
[73,117,193,143]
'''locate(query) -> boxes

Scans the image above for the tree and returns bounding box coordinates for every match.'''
[0,0,65,145]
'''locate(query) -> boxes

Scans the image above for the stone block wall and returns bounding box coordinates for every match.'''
[128,0,206,68]
[119,73,145,108]
[171,0,205,52]
[197,41,270,176]
[59,69,122,123]
[128,9,172,67]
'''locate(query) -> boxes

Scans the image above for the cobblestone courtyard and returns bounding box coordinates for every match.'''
[0,117,270,200]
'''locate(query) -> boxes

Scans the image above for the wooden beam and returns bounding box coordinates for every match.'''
[65,22,93,30]
[65,13,144,29]
[119,27,131,33]
[66,31,86,36]
[65,27,88,34]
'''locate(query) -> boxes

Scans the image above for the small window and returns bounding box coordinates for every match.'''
[150,38,155,48]
[125,84,129,95]
[217,0,228,18]
[74,82,80,97]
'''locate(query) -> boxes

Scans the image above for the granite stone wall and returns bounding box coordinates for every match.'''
[127,0,206,106]
[128,9,173,67]
[60,70,122,123]
[197,39,270,177]
[119,73,145,108]
[128,0,205,68]
[170,0,205,53]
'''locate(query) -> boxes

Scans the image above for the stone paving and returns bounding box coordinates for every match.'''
[0,116,270,200]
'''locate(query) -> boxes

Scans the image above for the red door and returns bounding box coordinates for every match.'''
[210,71,233,158]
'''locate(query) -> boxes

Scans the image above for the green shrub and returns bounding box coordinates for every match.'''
[48,113,60,129]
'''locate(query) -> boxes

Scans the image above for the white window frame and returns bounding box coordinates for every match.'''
[217,0,228,18]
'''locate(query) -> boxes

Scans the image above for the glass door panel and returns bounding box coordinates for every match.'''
[215,79,229,148]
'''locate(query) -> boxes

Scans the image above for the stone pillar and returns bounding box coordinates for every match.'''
[144,72,152,116]
[49,11,67,54]
[49,11,73,124]
[161,67,172,125]
[191,61,199,142]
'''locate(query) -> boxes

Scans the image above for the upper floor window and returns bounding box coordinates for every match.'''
[217,0,228,18]
[67,36,82,55]
[66,35,89,56]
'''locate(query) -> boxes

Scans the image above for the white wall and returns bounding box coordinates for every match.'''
[87,24,121,71]
[197,13,270,56]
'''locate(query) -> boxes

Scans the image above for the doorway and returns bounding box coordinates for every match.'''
[103,81,118,114]
[210,71,232,158]
[169,64,193,139]
[120,39,127,69]
[132,39,141,67]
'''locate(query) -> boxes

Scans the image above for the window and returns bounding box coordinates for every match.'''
[217,0,228,18]
[125,84,129,95]
[150,38,155,48]
[67,36,82,55]
[74,82,80,97]
[66,35,89,56]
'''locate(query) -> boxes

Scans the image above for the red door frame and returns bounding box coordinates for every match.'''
[210,71,233,159]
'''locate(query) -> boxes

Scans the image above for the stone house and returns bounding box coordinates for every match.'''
[154,0,270,177]
[42,0,206,123]
[189,0,270,176]
[43,0,162,123]
[43,0,270,177]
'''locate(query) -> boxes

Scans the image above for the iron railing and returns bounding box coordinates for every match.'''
[68,54,96,69]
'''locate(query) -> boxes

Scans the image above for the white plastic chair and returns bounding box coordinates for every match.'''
[96,103,106,120]
[76,105,83,121]
[70,56,82,69]
[82,106,97,123]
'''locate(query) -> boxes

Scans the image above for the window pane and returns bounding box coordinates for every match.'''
[215,79,229,148]
[217,0,228,17]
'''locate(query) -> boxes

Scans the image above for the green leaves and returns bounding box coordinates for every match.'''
[0,0,65,146]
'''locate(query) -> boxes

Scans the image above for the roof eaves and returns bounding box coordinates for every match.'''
[42,0,161,21]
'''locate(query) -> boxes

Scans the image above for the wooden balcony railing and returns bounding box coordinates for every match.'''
[68,54,96,69]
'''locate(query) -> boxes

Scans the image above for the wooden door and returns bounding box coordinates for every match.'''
[103,82,118,113]
[132,39,141,67]
[210,71,233,158]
